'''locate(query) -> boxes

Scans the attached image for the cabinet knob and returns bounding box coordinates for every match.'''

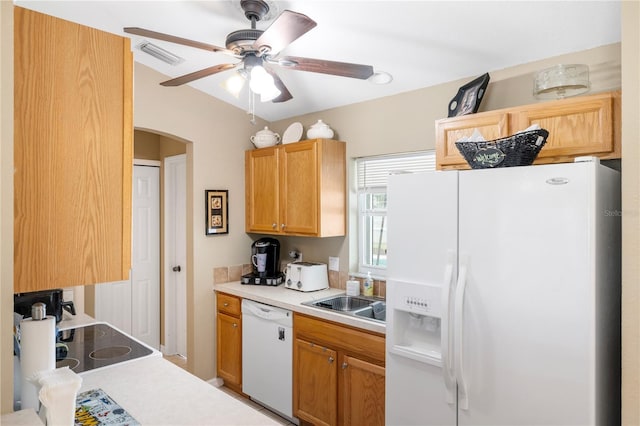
[342,362,348,369]
[272,223,277,229]
[232,323,238,328]
[281,223,286,229]
[223,302,229,307]
[328,356,334,364]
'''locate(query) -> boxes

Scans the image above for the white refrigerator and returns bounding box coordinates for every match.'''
[385,159,621,425]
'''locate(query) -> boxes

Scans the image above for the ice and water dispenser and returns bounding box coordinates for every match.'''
[387,280,444,367]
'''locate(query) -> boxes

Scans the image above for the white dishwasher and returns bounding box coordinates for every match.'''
[241,299,294,420]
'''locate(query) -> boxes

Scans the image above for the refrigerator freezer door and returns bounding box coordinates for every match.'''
[457,162,596,425]
[386,171,458,426]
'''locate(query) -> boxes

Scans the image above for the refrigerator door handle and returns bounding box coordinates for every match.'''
[454,259,469,410]
[441,250,456,405]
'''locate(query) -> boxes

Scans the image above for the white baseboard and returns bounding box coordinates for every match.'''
[208,377,224,388]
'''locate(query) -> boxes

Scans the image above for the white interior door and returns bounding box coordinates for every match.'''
[164,154,187,357]
[131,164,161,349]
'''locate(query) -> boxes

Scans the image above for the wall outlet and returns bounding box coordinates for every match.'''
[329,256,339,272]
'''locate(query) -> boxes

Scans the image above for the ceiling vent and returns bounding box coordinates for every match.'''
[136,41,184,66]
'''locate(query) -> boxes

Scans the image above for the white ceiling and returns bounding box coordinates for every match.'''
[14,1,621,122]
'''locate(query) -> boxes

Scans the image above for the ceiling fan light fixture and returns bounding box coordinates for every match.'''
[249,65,280,101]
[221,72,246,99]
[137,41,184,66]
[260,84,281,102]
[368,71,393,85]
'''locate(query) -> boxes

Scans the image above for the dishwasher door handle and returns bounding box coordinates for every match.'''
[242,300,292,323]
[278,326,286,341]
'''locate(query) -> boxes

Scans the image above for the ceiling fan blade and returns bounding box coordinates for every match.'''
[124,27,232,54]
[278,56,374,80]
[253,10,317,56]
[265,69,293,103]
[160,63,237,87]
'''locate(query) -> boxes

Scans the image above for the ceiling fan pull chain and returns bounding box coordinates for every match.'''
[248,90,256,125]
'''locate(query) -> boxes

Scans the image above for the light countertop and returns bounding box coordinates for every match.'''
[78,356,281,425]
[213,281,386,335]
[7,312,280,425]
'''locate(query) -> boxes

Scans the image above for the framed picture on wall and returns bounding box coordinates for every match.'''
[448,73,491,117]
[205,190,228,235]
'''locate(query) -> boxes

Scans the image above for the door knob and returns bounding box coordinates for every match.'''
[172,266,181,272]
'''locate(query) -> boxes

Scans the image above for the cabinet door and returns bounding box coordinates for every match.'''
[435,112,510,169]
[342,355,385,426]
[515,92,619,162]
[280,141,319,235]
[294,338,338,426]
[245,148,279,233]
[216,312,242,389]
[14,7,133,292]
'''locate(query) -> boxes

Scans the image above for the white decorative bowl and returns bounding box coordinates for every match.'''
[251,126,281,148]
[307,120,334,139]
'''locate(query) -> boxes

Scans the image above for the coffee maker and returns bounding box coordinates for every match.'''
[241,237,285,286]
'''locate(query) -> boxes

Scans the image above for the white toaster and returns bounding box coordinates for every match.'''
[284,262,329,292]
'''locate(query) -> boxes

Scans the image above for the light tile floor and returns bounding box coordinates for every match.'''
[163,355,296,425]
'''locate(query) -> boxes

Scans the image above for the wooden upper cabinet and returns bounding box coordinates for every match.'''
[244,147,280,234]
[514,91,620,162]
[435,91,621,170]
[245,139,346,237]
[14,7,133,292]
[280,141,320,235]
[436,112,510,169]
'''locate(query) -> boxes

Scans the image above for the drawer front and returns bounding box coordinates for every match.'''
[294,313,385,364]
[216,293,241,316]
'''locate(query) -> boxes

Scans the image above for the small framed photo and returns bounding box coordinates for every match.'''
[205,190,228,235]
[448,73,490,117]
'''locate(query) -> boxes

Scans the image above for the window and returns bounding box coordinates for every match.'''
[356,152,436,275]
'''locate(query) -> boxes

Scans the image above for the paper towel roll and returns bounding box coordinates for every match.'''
[346,280,360,296]
[36,366,82,426]
[19,315,56,411]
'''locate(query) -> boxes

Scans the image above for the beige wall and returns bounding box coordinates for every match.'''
[622,2,640,424]
[133,129,160,160]
[133,63,267,379]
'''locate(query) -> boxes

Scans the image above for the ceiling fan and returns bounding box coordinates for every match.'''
[124,0,375,103]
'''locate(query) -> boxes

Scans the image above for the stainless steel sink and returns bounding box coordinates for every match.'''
[309,295,372,311]
[303,294,386,323]
[353,302,386,322]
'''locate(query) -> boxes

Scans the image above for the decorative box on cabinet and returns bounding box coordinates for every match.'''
[293,313,385,426]
[245,139,346,237]
[435,91,621,170]
[216,292,242,393]
[14,7,133,292]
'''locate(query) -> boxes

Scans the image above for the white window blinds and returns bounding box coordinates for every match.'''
[356,151,436,190]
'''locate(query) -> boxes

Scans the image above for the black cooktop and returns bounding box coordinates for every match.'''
[56,323,153,373]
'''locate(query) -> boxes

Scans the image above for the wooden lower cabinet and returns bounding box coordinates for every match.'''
[295,339,338,426]
[293,314,385,426]
[216,293,242,393]
[342,355,385,426]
